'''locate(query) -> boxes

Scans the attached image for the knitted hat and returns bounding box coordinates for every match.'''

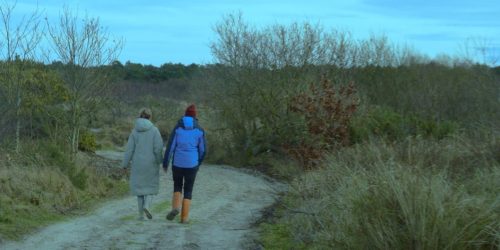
[185,104,196,117]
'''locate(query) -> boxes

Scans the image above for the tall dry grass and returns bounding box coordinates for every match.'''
[263,135,499,249]
[0,141,128,240]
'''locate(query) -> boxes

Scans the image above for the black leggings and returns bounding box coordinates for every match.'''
[172,166,199,200]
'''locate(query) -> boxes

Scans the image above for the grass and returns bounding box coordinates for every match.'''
[94,123,132,151]
[151,200,170,213]
[260,135,500,249]
[119,200,171,222]
[119,214,137,222]
[260,223,304,250]
[0,203,63,240]
[0,143,129,241]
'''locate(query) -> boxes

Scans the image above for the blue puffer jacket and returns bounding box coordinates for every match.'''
[163,116,206,169]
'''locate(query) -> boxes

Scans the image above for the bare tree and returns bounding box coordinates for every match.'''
[357,34,399,67]
[0,1,43,152]
[458,37,499,66]
[46,7,122,158]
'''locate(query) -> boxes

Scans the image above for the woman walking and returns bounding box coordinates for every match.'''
[122,108,164,220]
[163,104,206,223]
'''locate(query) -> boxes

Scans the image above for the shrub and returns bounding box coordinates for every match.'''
[287,78,359,168]
[41,141,74,170]
[350,106,459,142]
[34,141,89,190]
[350,106,405,141]
[78,130,97,152]
[69,168,88,190]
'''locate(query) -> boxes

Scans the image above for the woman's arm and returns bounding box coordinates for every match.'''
[163,126,178,169]
[198,129,206,165]
[121,132,136,168]
[153,127,164,165]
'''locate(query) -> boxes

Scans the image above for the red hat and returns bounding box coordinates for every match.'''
[185,104,196,117]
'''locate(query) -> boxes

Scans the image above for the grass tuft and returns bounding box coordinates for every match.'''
[262,136,500,249]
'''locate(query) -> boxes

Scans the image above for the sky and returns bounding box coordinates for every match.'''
[9,0,500,66]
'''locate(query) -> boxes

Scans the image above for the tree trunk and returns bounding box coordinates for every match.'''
[15,84,21,153]
[70,104,80,160]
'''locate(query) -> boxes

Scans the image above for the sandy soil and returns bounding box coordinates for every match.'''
[3,151,284,250]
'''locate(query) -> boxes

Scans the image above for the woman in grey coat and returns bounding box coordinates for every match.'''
[121,108,164,220]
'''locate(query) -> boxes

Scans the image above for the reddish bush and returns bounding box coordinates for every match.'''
[286,77,359,168]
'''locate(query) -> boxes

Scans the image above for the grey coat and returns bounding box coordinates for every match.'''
[121,118,164,196]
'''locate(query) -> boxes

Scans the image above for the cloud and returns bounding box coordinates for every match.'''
[9,0,500,65]
[360,0,500,27]
[406,33,461,42]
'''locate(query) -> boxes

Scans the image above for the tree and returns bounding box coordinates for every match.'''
[21,65,68,140]
[459,37,499,66]
[0,1,43,152]
[46,7,122,158]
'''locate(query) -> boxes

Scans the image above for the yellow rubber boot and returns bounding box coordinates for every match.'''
[180,199,191,224]
[166,192,182,220]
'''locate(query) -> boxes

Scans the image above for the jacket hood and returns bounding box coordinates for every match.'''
[177,116,198,130]
[181,116,194,130]
[135,118,154,132]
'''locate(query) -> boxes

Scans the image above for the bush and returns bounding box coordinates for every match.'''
[34,141,89,190]
[69,168,88,190]
[78,130,97,152]
[350,106,405,141]
[350,106,459,142]
[41,141,74,169]
[286,78,359,168]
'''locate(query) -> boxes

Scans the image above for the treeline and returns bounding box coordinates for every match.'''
[43,60,202,81]
[56,59,500,84]
[109,61,202,82]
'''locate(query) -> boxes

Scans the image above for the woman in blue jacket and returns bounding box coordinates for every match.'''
[163,104,206,223]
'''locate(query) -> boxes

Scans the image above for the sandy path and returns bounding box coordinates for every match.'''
[3,152,283,250]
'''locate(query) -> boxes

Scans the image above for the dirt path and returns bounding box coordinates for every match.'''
[3,152,284,250]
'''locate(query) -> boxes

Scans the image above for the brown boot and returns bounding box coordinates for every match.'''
[166,192,182,220]
[180,199,191,223]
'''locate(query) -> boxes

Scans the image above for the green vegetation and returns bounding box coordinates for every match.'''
[111,61,201,82]
[350,106,459,142]
[202,14,499,249]
[260,223,304,250]
[78,130,98,153]
[354,64,499,124]
[0,4,127,241]
[0,141,128,240]
[261,137,499,249]
[151,201,170,214]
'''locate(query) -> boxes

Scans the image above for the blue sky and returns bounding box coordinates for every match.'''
[11,0,500,65]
